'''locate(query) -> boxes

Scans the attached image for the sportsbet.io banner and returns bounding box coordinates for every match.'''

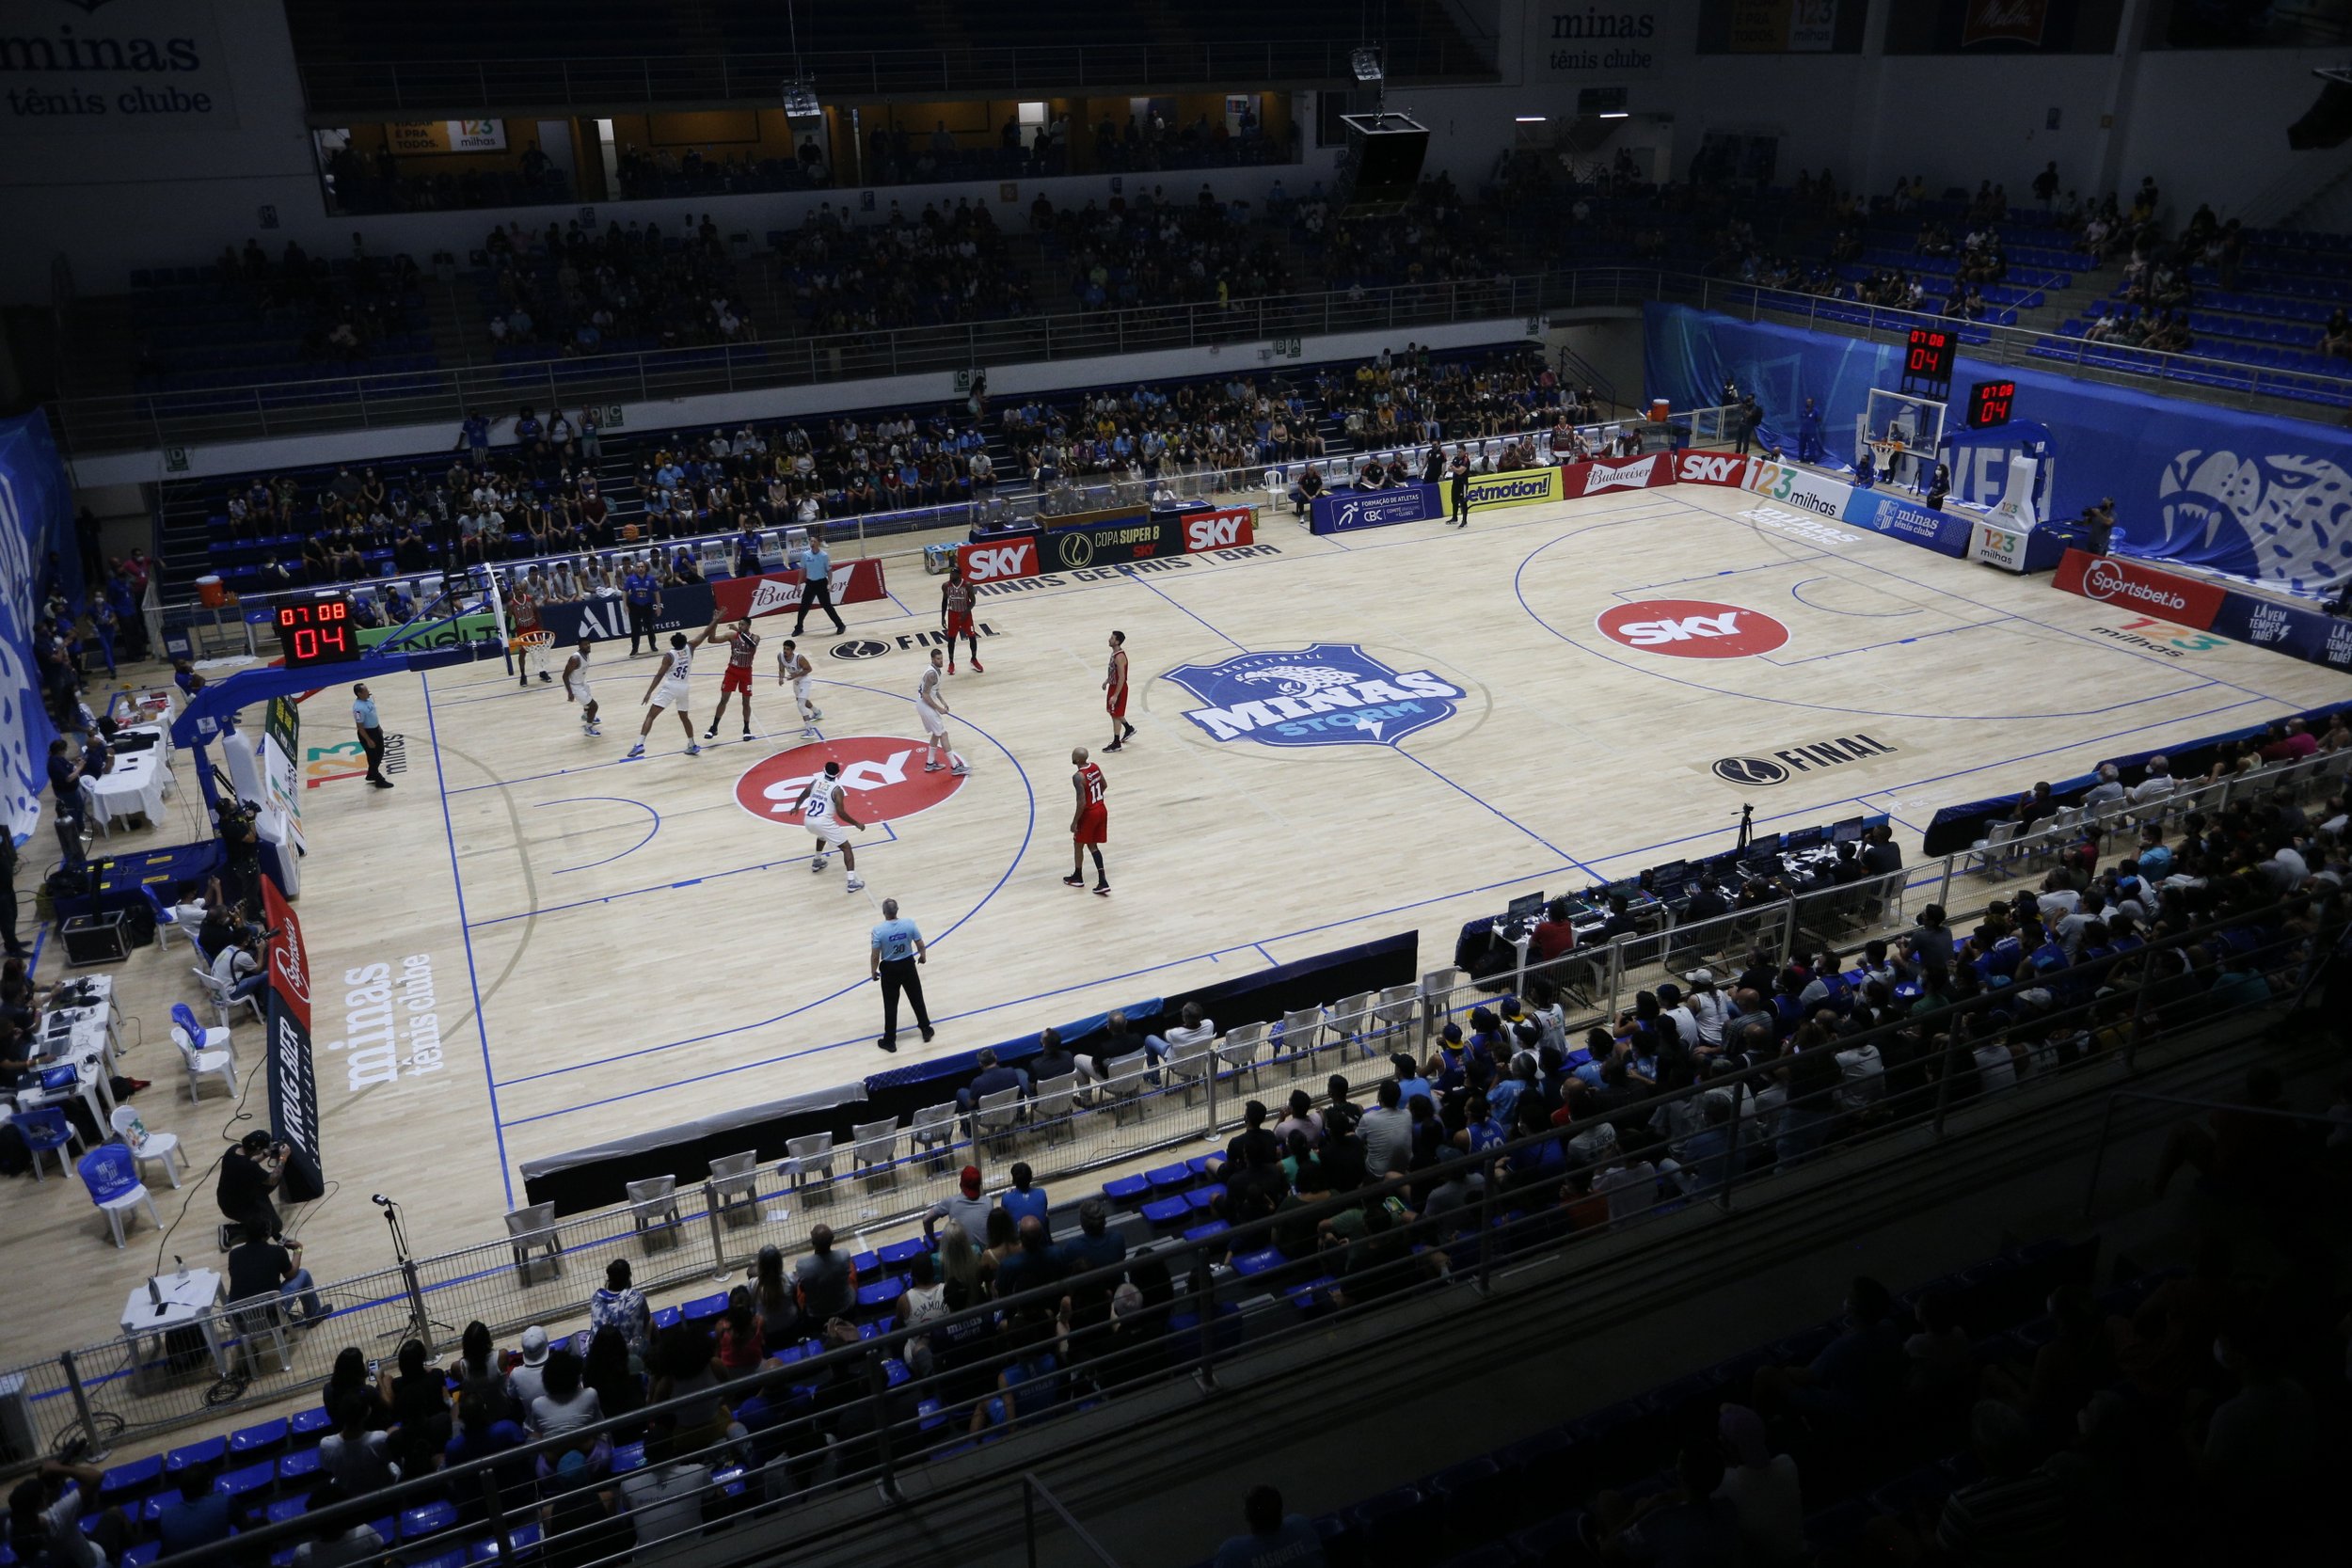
[261,878,324,1180]
[2051,546,2352,673]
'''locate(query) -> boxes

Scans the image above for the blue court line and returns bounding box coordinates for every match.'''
[1253,942,1279,965]
[884,587,914,614]
[1127,571,1245,652]
[420,669,516,1208]
[1788,576,1924,618]
[1515,531,2219,723]
[469,829,901,928]
[443,708,843,796]
[1612,553,1831,598]
[489,681,1034,1091]
[536,796,662,876]
[1759,617,2015,668]
[1393,746,1599,878]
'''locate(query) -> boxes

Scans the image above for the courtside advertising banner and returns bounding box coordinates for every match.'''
[1839,490,1976,559]
[710,557,887,620]
[1039,513,1184,571]
[261,879,325,1179]
[1743,457,1851,521]
[1559,452,1674,499]
[2210,588,2352,671]
[1182,505,1256,553]
[1465,466,1565,511]
[959,536,1041,583]
[1310,483,1440,534]
[2050,547,2227,630]
[1674,451,1754,486]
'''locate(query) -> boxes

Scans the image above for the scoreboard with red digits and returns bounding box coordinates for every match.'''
[275,593,360,667]
[1965,378,2016,429]
[1904,325,1956,383]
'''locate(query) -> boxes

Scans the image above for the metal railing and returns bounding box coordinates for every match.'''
[61,265,2352,461]
[159,405,1722,646]
[293,40,1493,119]
[6,752,2337,1468]
[2079,1076,2352,1217]
[66,889,2343,1568]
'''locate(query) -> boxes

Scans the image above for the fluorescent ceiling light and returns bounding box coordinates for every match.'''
[1597,111,1629,119]
[1516,116,1547,122]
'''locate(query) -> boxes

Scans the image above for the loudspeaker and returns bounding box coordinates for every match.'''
[59,911,132,967]
[1335,112,1431,217]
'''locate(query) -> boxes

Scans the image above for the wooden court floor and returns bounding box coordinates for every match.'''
[16,482,2347,1332]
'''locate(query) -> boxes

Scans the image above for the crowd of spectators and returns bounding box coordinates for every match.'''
[323,138,571,215]
[625,405,996,533]
[137,239,427,376]
[477,214,753,356]
[1034,184,1291,311]
[997,371,1320,503]
[1304,176,1510,293]
[773,198,1031,334]
[1311,343,1604,451]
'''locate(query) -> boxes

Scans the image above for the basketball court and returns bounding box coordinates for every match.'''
[26,478,2345,1323]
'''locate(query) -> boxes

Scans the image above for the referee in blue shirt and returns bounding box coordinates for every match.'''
[869,898,933,1053]
[791,530,848,637]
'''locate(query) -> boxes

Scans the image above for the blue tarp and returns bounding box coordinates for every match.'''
[1,412,72,843]
[1645,303,2352,594]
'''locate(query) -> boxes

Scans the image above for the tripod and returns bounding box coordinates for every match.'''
[376,1196,454,1353]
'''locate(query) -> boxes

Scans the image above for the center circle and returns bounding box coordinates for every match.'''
[735,736,967,828]
[1595,597,1791,659]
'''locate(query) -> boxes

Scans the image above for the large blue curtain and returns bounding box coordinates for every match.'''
[1645,303,2352,595]
[1,412,72,843]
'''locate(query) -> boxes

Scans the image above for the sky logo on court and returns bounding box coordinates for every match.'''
[1163,643,1464,748]
[1596,599,1790,659]
[735,736,966,828]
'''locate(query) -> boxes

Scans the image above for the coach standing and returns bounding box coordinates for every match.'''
[1735,393,1763,456]
[352,684,391,790]
[870,897,934,1053]
[793,528,848,637]
[1448,448,1471,528]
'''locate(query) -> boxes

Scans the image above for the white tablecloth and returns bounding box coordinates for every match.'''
[87,730,171,827]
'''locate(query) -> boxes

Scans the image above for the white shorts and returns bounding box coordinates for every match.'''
[919,707,948,736]
[808,823,851,848]
[794,676,814,707]
[653,679,691,710]
[571,679,595,705]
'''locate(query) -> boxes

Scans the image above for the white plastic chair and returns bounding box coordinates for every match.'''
[627,1175,681,1251]
[849,1119,900,1188]
[973,1088,1022,1158]
[707,1150,761,1220]
[503,1202,562,1283]
[193,965,264,1032]
[1215,1022,1266,1091]
[110,1106,184,1189]
[1328,991,1378,1059]
[173,1024,237,1102]
[1098,1052,1151,1126]
[224,1294,294,1376]
[1030,1072,1079,1145]
[1263,467,1286,511]
[1280,1006,1326,1067]
[910,1101,961,1171]
[1966,819,2021,878]
[783,1132,835,1195]
[1372,985,1420,1053]
[1162,1041,1213,1106]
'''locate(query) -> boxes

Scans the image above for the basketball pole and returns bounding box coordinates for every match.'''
[478,562,513,679]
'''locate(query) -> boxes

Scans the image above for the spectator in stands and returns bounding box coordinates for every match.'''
[956,1046,1029,1112]
[151,1458,232,1557]
[8,1459,124,1568]
[793,1223,857,1324]
[614,1427,709,1559]
[1211,1485,1325,1568]
[1713,1405,1804,1566]
[927,1165,993,1252]
[378,1338,452,1477]
[2130,755,2176,807]
[999,1162,1050,1232]
[1582,1442,1742,1564]
[319,1391,400,1496]
[1752,1275,1905,1439]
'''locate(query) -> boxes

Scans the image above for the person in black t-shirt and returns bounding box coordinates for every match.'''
[216,1131,286,1242]
[227,1232,326,1321]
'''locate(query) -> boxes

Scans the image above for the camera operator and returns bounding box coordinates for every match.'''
[215,797,262,908]
[217,1130,288,1243]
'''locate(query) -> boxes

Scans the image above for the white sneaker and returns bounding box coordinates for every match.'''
[802,726,819,738]
[845,874,865,893]
[950,766,969,776]
[923,761,943,773]
[685,743,702,756]
[807,706,822,720]
[810,854,830,874]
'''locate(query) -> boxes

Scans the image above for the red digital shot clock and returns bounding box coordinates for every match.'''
[275,593,359,667]
[1904,326,1955,381]
[1966,379,2016,429]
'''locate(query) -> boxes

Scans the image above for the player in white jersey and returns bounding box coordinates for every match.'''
[774,639,821,736]
[624,631,704,759]
[914,648,970,776]
[560,635,600,736]
[790,758,866,892]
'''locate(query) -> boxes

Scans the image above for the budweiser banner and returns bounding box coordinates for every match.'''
[710,557,888,620]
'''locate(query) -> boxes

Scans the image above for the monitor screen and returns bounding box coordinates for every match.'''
[1504,892,1544,924]
[1605,878,1641,899]
[1830,816,1867,844]
[1648,860,1688,889]
[1785,826,1825,851]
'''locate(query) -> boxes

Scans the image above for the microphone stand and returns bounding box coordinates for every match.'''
[378,1196,452,1352]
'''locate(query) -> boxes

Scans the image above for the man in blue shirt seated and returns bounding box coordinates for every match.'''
[1213,1485,1325,1568]
[956,1047,1029,1113]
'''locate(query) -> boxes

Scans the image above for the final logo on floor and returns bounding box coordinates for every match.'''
[1596,598,1790,659]
[1162,643,1465,748]
[735,736,966,827]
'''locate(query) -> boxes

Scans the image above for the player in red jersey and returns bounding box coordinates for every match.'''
[508,584,550,688]
[1103,629,1135,752]
[703,611,760,743]
[940,563,983,673]
[1065,746,1110,895]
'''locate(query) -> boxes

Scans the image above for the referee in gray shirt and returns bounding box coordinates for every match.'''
[792,528,848,637]
[869,897,933,1053]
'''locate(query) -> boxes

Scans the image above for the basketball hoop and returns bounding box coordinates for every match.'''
[509,629,554,652]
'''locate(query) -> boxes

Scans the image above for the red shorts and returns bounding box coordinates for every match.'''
[1073,801,1108,845]
[946,610,975,638]
[720,664,754,695]
[1106,687,1128,719]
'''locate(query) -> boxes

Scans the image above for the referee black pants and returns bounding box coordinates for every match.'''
[628,601,655,655]
[793,579,845,636]
[878,957,931,1044]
